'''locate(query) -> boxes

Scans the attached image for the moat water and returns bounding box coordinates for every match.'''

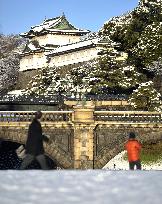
[0,141,57,170]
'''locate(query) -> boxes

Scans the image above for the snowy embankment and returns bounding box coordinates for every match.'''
[103,151,162,170]
[0,170,162,204]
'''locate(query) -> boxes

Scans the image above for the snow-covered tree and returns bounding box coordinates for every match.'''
[91,47,142,94]
[24,60,98,97]
[24,66,62,96]
[99,0,162,110]
[101,0,162,70]
[0,34,26,94]
[128,81,162,111]
[0,53,19,94]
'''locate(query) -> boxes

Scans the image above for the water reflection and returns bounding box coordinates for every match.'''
[0,140,57,170]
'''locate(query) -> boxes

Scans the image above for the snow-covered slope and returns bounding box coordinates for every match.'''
[0,170,162,204]
[103,150,162,170]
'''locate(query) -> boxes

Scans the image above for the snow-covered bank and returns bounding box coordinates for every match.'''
[103,151,162,170]
[0,170,162,204]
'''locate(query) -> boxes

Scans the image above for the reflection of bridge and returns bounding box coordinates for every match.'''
[0,109,162,169]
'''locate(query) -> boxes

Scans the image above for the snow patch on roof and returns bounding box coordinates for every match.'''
[28,43,37,51]
[21,15,90,36]
[48,38,99,55]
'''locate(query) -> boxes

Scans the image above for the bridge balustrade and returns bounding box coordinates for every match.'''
[0,111,73,122]
[94,111,162,123]
[1,111,162,123]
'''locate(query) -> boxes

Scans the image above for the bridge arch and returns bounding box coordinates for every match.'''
[0,126,73,169]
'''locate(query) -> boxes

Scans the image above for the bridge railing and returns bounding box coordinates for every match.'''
[1,110,162,123]
[94,111,162,123]
[0,111,73,122]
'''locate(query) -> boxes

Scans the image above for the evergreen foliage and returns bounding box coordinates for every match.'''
[90,47,143,94]
[99,0,162,110]
[128,81,161,111]
[25,66,62,95]
[101,0,162,69]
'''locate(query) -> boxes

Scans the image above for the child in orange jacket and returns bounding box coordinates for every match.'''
[125,132,142,170]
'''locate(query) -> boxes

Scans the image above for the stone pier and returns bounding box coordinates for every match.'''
[73,104,95,169]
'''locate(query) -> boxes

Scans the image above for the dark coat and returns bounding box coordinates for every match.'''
[25,118,45,156]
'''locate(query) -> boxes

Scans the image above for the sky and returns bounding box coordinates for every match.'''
[0,0,139,35]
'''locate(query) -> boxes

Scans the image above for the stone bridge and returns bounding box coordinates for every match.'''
[0,107,162,169]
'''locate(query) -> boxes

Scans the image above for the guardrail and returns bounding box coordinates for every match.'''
[94,111,162,123]
[0,111,73,122]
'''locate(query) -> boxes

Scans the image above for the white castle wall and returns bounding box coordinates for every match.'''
[20,52,47,71]
[49,47,98,67]
[19,46,127,72]
[32,34,81,46]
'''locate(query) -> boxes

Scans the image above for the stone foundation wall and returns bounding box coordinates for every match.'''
[16,69,39,90]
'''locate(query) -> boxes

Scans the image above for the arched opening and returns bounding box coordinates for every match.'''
[0,140,58,170]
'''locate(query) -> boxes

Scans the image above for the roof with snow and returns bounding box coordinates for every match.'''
[21,14,90,38]
[47,38,99,56]
[46,34,120,57]
[20,40,55,55]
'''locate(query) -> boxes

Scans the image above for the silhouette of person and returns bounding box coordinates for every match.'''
[20,111,49,170]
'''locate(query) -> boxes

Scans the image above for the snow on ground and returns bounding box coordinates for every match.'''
[0,170,162,204]
[7,89,25,96]
[103,151,162,170]
[103,151,129,170]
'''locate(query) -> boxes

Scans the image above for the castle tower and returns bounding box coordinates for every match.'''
[20,14,90,72]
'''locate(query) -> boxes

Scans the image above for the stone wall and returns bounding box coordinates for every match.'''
[1,109,162,169]
[16,69,39,90]
[17,60,94,89]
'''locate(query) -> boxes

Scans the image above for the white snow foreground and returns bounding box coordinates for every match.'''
[0,170,162,204]
[103,151,162,170]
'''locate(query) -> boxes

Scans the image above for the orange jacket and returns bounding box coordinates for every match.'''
[125,139,142,162]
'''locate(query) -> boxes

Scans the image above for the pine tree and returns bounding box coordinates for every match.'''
[128,81,162,111]
[90,37,144,95]
[99,0,162,110]
[101,0,162,70]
